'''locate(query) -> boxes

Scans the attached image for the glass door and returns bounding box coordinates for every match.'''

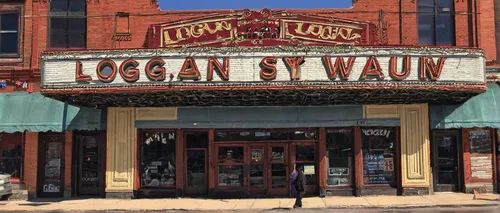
[185,132,208,195]
[77,134,100,196]
[432,130,461,192]
[216,145,245,191]
[37,134,65,198]
[268,143,288,196]
[248,144,267,195]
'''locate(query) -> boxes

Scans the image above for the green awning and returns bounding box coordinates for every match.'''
[0,92,105,133]
[430,83,500,129]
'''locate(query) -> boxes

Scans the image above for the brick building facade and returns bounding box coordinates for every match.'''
[0,0,498,199]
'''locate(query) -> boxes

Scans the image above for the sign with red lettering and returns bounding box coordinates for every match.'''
[40,47,486,92]
[149,9,377,48]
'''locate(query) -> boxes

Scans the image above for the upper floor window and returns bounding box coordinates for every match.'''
[0,11,20,57]
[418,0,455,45]
[49,0,86,49]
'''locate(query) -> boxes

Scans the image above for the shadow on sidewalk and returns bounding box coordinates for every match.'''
[19,196,104,206]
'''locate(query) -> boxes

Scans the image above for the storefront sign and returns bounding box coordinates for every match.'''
[329,167,349,176]
[384,158,394,172]
[41,47,485,89]
[304,165,315,175]
[149,9,375,48]
[362,129,392,138]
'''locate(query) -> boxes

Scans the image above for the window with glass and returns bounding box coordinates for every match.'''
[185,132,208,189]
[326,128,353,186]
[0,133,22,181]
[361,127,396,187]
[418,0,455,45]
[49,0,86,48]
[215,129,317,142]
[250,147,264,188]
[141,131,176,188]
[0,11,19,57]
[296,145,316,185]
[217,146,244,187]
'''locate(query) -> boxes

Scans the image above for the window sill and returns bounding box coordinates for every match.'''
[0,57,22,63]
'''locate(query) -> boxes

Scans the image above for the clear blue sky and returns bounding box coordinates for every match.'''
[158,0,353,10]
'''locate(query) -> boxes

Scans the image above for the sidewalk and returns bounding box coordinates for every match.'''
[0,193,498,212]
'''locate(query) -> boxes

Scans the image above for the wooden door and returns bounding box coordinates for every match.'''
[37,133,65,198]
[432,130,461,192]
[268,143,289,196]
[247,144,267,195]
[293,142,319,195]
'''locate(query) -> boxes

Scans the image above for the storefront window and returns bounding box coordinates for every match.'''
[141,131,176,188]
[361,127,396,186]
[469,129,493,181]
[296,145,316,185]
[215,129,317,141]
[0,133,22,180]
[326,129,353,186]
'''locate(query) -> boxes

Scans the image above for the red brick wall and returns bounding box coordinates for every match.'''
[23,131,38,194]
[1,0,496,85]
[478,0,497,61]
[33,0,496,54]
[64,131,72,194]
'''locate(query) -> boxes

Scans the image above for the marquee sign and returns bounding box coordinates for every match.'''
[40,47,486,91]
[148,9,377,48]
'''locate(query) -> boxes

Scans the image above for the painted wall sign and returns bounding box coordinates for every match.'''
[40,47,486,89]
[149,9,376,48]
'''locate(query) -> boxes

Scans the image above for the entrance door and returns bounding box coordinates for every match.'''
[75,131,105,197]
[433,130,461,192]
[248,144,267,195]
[185,132,208,195]
[268,143,288,196]
[37,133,65,198]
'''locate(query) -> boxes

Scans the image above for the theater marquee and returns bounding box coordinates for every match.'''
[41,47,485,88]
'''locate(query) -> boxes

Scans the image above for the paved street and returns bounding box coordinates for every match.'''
[1,206,500,213]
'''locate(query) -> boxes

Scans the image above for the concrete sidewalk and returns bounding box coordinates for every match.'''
[0,193,498,212]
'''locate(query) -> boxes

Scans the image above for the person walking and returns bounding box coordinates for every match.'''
[290,166,298,197]
[293,166,306,208]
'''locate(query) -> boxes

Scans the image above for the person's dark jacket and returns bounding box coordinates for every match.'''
[295,170,306,193]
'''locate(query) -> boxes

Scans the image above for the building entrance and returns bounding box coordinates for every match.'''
[432,130,462,192]
[214,129,318,197]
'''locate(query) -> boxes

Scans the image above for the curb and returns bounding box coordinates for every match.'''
[1,204,499,212]
[324,203,499,209]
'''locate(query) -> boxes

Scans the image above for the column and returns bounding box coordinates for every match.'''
[105,107,136,198]
[24,131,38,199]
[64,131,73,197]
[318,128,326,197]
[399,104,431,194]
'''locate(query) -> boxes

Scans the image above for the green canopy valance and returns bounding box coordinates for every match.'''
[430,83,500,129]
[0,92,105,133]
